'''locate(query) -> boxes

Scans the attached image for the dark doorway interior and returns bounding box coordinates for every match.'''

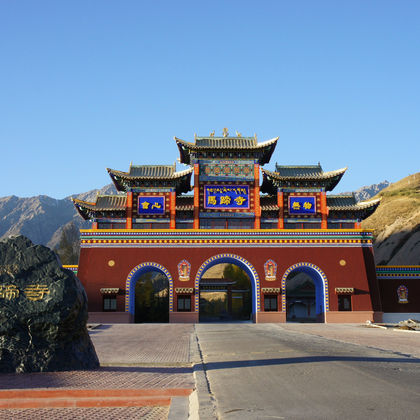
[286,271,316,322]
[134,271,169,323]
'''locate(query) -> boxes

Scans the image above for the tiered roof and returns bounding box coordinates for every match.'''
[107,164,193,193]
[261,164,347,193]
[175,195,194,211]
[327,195,381,219]
[260,195,279,211]
[175,135,278,165]
[73,195,127,220]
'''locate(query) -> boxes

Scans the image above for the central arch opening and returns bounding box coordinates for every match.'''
[199,263,252,322]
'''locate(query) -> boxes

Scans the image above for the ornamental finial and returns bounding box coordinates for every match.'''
[209,130,215,137]
[223,127,229,137]
[236,131,242,137]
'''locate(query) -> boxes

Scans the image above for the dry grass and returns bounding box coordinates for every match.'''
[362,172,420,237]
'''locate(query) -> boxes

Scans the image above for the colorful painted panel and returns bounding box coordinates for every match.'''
[204,185,249,209]
[264,259,277,281]
[138,196,165,215]
[200,160,255,180]
[397,285,408,304]
[288,196,316,215]
[178,259,191,282]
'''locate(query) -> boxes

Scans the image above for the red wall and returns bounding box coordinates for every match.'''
[378,279,420,313]
[78,243,380,313]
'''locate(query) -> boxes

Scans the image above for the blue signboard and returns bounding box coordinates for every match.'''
[288,196,316,214]
[204,185,249,209]
[138,196,165,215]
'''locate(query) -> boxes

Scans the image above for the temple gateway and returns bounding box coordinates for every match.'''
[72,130,385,323]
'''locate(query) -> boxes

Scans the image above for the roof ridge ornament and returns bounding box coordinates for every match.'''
[223,127,229,137]
[236,131,242,137]
[209,130,215,137]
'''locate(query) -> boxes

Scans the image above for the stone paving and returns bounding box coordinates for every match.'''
[0,366,194,390]
[0,406,169,420]
[90,324,193,365]
[0,324,195,420]
[277,323,420,358]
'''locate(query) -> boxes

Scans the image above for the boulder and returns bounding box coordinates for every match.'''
[0,236,99,372]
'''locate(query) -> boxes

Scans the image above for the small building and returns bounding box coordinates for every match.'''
[73,131,384,323]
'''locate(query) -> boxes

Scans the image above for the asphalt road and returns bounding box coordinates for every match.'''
[194,323,420,420]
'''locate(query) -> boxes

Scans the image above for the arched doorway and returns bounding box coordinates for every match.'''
[199,263,252,322]
[281,263,328,323]
[195,254,260,322]
[125,262,173,323]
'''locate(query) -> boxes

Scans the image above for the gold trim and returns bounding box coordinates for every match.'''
[335,287,354,294]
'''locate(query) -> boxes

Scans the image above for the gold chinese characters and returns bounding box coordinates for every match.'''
[0,285,19,300]
[292,201,313,210]
[0,284,50,301]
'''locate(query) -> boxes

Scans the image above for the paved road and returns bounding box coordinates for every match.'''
[195,323,420,420]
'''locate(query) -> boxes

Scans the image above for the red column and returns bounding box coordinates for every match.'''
[125,191,133,229]
[170,191,176,229]
[320,191,328,229]
[277,191,284,229]
[354,221,361,229]
[254,164,261,229]
[92,221,98,230]
[193,163,200,229]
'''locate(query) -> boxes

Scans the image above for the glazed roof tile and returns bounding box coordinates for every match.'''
[195,137,257,148]
[327,195,381,211]
[107,165,193,180]
[72,195,127,211]
[274,164,323,177]
[175,136,278,150]
[264,166,347,180]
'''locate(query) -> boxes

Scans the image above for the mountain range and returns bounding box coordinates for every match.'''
[0,184,116,250]
[1,175,418,265]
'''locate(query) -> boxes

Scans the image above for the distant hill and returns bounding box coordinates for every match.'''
[362,173,420,265]
[0,184,116,250]
[340,180,390,202]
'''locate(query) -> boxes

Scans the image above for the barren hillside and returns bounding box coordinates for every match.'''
[362,173,420,265]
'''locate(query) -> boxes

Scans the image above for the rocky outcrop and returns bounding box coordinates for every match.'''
[0,236,99,373]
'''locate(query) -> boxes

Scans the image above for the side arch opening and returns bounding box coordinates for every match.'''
[281,263,328,323]
[125,262,173,323]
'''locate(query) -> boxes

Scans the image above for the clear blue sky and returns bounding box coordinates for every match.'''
[1,1,419,198]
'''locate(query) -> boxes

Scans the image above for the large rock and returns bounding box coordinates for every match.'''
[0,236,99,372]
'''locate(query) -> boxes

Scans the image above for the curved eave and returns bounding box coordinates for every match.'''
[72,198,95,220]
[174,136,279,165]
[329,198,381,220]
[108,167,193,180]
[71,198,127,220]
[107,166,193,192]
[261,167,347,191]
[174,137,194,164]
